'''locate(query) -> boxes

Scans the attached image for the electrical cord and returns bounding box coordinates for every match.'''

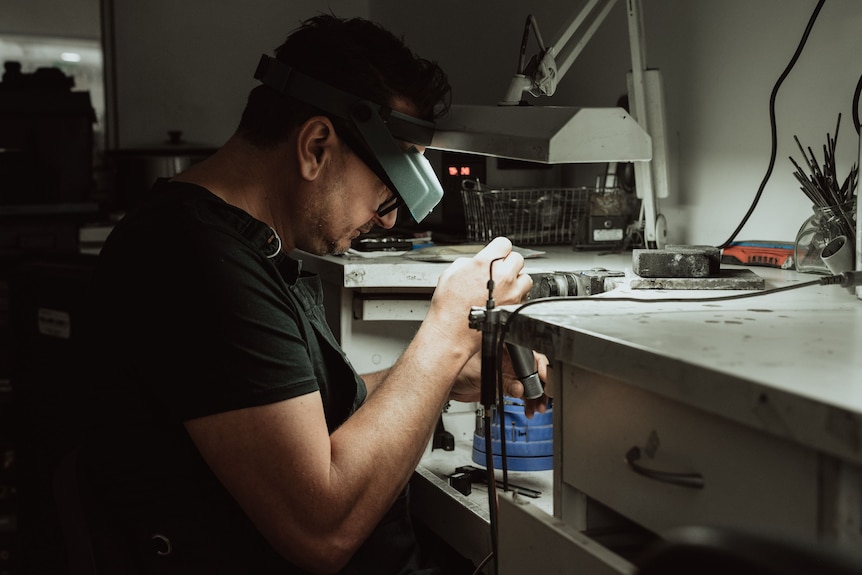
[853,67,862,135]
[500,271,861,340]
[717,0,826,249]
[472,259,526,575]
[495,335,510,492]
[472,551,494,575]
[516,15,546,76]
[476,257,507,575]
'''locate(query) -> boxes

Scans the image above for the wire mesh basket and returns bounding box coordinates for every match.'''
[461,181,632,246]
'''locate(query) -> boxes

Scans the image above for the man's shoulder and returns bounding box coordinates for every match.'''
[111,181,253,248]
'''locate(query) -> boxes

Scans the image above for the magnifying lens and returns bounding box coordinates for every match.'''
[254,54,443,222]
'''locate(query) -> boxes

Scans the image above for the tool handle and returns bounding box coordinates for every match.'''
[506,343,544,399]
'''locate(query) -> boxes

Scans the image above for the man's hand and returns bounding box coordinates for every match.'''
[427,237,533,357]
[449,349,551,419]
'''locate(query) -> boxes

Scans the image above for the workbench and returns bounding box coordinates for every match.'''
[499,260,862,573]
[296,245,862,573]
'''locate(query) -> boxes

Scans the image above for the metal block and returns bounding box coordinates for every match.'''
[632,247,712,278]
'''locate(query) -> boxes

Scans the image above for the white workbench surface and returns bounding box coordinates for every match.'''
[296,244,630,289]
[299,242,862,477]
[504,265,862,465]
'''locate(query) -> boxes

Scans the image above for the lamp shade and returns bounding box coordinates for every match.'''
[429,104,652,164]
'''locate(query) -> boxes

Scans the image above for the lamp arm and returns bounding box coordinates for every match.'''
[626,0,669,247]
[501,15,553,104]
[500,0,620,103]
[517,15,547,74]
[552,0,620,82]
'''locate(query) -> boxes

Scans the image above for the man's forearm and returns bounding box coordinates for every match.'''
[361,368,390,395]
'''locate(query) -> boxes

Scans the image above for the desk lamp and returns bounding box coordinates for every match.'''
[429,0,671,249]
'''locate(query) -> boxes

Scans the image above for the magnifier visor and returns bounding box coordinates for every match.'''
[253,55,443,222]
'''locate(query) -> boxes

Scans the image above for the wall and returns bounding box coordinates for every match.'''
[105,0,369,148]
[650,0,861,246]
[373,0,862,246]
[8,1,861,246]
[2,0,100,38]
[1,0,104,136]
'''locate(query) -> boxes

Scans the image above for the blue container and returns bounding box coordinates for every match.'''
[472,397,553,471]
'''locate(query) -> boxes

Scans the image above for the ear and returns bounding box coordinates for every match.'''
[296,116,337,182]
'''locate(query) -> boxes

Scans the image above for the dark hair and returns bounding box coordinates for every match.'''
[237,14,451,148]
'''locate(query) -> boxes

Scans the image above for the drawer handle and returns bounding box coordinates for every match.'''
[625,446,705,489]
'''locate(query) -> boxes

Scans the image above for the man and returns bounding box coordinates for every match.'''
[80,14,547,574]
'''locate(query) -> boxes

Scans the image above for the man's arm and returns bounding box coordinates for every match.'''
[360,369,388,396]
[184,238,531,574]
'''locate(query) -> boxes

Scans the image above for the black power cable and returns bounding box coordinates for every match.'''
[499,271,861,343]
[853,70,862,135]
[474,257,507,575]
[717,0,826,249]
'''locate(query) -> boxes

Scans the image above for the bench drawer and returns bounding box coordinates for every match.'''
[561,366,819,539]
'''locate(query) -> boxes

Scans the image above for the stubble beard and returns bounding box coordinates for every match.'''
[328,239,348,255]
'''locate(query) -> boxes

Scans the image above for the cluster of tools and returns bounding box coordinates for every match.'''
[789,114,857,246]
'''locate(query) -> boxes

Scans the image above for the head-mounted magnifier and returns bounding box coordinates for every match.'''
[254,54,444,222]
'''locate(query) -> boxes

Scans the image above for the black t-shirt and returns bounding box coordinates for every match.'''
[79,180,431,574]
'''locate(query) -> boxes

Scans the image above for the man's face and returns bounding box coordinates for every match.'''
[294,98,429,256]
[301,137,401,256]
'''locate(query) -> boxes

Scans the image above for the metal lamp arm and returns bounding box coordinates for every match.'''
[501,15,553,103]
[501,0,621,104]
[551,0,621,85]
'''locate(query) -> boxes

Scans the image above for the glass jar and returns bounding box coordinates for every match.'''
[794,199,856,274]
